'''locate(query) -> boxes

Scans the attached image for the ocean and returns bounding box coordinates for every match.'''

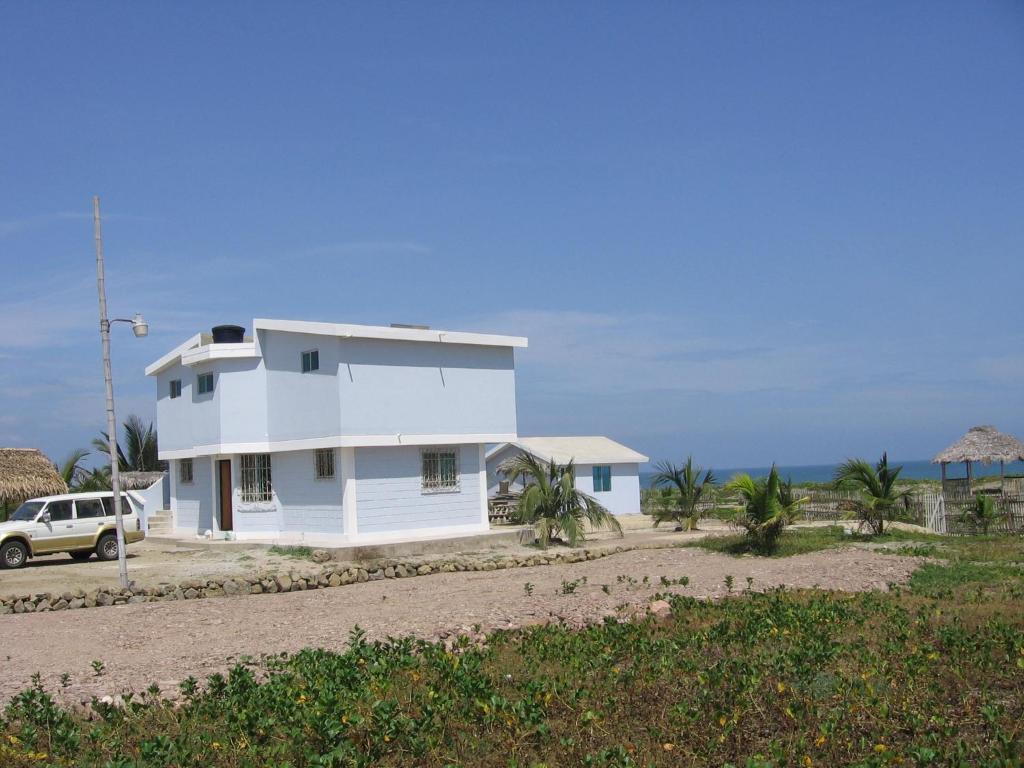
[639,459,1024,488]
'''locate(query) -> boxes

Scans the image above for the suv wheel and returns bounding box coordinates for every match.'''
[1,540,28,569]
[96,533,120,561]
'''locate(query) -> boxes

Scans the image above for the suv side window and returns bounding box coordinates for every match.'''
[101,495,131,517]
[76,499,106,518]
[46,500,73,522]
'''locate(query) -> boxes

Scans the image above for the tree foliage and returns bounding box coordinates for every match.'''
[93,414,162,472]
[726,465,806,554]
[834,452,908,536]
[650,456,716,531]
[502,452,622,548]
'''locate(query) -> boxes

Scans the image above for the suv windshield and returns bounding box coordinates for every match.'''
[9,501,44,522]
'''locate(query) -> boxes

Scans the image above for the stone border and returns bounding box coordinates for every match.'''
[1,542,685,616]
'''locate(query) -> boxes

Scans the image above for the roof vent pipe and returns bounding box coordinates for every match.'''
[211,325,245,344]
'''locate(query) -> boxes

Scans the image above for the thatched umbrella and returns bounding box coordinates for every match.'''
[932,425,1024,493]
[0,448,68,512]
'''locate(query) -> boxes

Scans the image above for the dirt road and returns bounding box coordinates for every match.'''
[0,546,922,705]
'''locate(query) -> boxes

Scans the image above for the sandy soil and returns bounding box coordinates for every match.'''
[0,545,922,705]
[0,516,728,595]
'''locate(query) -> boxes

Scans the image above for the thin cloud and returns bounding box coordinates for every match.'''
[299,241,433,257]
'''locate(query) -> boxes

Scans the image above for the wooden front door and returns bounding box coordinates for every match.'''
[218,459,233,531]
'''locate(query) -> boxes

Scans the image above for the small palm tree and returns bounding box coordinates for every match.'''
[726,466,806,554]
[834,453,908,536]
[93,415,162,472]
[502,452,622,548]
[958,493,1001,534]
[651,457,716,531]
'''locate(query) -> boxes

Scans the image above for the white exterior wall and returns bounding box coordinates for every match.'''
[171,457,213,534]
[354,444,487,537]
[156,330,518,457]
[486,448,643,516]
[574,462,643,516]
[132,474,168,532]
[232,450,344,536]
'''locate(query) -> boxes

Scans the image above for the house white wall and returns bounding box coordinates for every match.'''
[485,447,643,516]
[156,330,518,456]
[232,449,345,536]
[171,457,213,534]
[574,462,642,516]
[354,444,486,536]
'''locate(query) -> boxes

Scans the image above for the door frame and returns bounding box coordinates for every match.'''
[217,459,233,532]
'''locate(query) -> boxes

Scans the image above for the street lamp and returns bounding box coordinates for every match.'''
[93,196,148,589]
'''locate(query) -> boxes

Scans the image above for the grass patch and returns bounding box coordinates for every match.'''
[4,585,1024,766]
[684,525,942,558]
[268,545,313,559]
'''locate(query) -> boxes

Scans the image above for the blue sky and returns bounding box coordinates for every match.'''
[1,1,1022,469]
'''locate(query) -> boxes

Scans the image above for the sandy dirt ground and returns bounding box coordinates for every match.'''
[0,516,730,595]
[0,545,923,705]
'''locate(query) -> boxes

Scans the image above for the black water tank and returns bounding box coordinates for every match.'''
[211,325,245,344]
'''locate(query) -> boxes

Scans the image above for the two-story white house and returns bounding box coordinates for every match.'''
[145,319,527,544]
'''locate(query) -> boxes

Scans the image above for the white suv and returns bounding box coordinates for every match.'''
[0,491,145,569]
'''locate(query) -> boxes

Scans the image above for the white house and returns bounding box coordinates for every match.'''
[485,437,648,516]
[145,319,527,544]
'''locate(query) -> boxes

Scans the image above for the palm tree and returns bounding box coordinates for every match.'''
[93,415,162,472]
[958,493,1001,535]
[57,448,91,488]
[834,452,908,536]
[726,466,806,554]
[502,452,622,548]
[651,457,716,531]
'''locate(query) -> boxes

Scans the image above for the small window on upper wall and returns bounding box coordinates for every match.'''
[169,379,182,399]
[592,465,612,493]
[301,349,319,373]
[179,458,194,485]
[314,448,335,480]
[197,372,214,394]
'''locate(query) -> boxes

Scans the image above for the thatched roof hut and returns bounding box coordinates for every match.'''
[0,448,68,506]
[932,425,1024,492]
[119,471,166,491]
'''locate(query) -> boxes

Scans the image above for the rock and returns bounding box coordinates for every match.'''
[384,566,395,579]
[183,588,200,600]
[357,569,368,583]
[96,592,114,607]
[69,598,85,610]
[52,599,69,611]
[36,600,52,612]
[276,575,293,592]
[222,579,243,596]
[649,600,672,619]
[127,595,147,605]
[250,583,263,594]
[395,564,409,578]
[417,564,432,576]
[328,573,342,588]
[369,569,384,581]
[311,549,331,563]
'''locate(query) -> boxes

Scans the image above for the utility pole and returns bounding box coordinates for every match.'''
[94,195,130,589]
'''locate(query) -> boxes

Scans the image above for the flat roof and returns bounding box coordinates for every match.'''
[146,319,528,376]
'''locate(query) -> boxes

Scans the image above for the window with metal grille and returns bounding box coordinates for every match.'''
[169,379,182,399]
[240,454,273,502]
[421,448,459,493]
[301,349,319,373]
[197,372,214,395]
[179,458,194,485]
[314,448,335,480]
